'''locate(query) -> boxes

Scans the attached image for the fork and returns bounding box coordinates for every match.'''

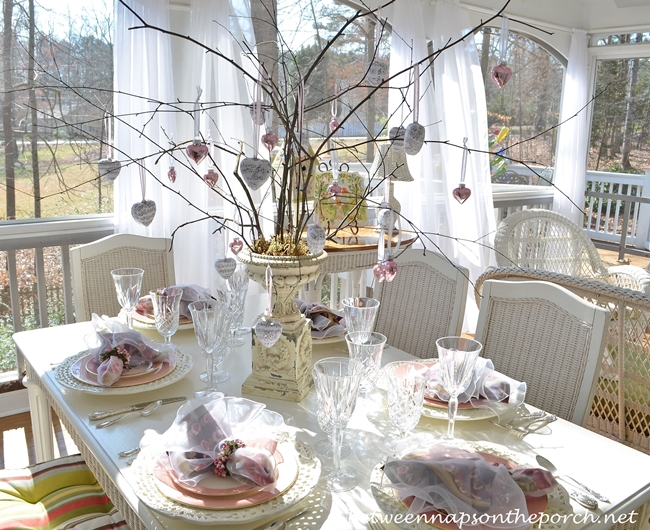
[368,515,387,530]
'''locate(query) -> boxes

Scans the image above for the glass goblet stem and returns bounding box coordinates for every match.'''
[125,310,134,329]
[331,425,344,477]
[447,395,459,439]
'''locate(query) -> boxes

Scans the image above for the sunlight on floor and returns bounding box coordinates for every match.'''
[2,428,31,469]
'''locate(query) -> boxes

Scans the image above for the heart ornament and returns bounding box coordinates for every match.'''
[389,126,406,152]
[377,202,394,231]
[229,238,244,255]
[307,223,327,255]
[373,261,387,282]
[382,258,398,282]
[203,168,219,188]
[240,157,273,191]
[327,181,343,196]
[98,158,121,182]
[404,122,425,156]
[255,318,283,348]
[491,63,512,88]
[366,61,388,87]
[186,142,209,165]
[167,166,177,183]
[131,199,157,227]
[249,105,267,126]
[261,133,279,151]
[452,183,472,204]
[214,257,237,279]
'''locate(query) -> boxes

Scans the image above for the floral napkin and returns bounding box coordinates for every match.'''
[140,395,285,489]
[86,314,174,386]
[383,443,557,529]
[135,284,212,321]
[296,299,346,339]
[426,358,526,418]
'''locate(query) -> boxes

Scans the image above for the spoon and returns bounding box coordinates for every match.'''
[262,508,308,530]
[95,400,163,429]
[535,455,603,509]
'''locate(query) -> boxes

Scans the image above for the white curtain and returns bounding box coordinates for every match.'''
[390,0,495,331]
[115,0,256,290]
[553,30,589,226]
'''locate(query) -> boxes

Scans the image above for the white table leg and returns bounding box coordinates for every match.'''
[23,371,54,462]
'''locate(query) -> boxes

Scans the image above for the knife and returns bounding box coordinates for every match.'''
[88,397,187,421]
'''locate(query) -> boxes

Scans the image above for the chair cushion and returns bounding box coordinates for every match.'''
[0,454,128,529]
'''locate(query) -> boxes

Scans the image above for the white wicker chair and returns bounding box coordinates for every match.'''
[494,208,650,292]
[374,249,469,359]
[70,234,175,322]
[475,279,609,426]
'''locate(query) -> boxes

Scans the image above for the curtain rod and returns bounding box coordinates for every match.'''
[459,2,574,34]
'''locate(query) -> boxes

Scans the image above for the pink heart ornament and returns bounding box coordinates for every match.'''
[229,238,244,255]
[404,122,425,155]
[328,182,343,196]
[167,166,177,183]
[366,61,388,86]
[131,199,157,227]
[373,262,387,282]
[255,318,283,348]
[491,63,512,88]
[203,168,219,188]
[329,118,340,134]
[389,126,406,152]
[98,158,121,182]
[186,142,209,165]
[383,259,398,282]
[214,257,237,279]
[307,223,327,255]
[452,183,472,204]
[261,133,279,151]
[240,157,273,191]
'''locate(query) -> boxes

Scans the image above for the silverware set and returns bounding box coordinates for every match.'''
[490,411,557,433]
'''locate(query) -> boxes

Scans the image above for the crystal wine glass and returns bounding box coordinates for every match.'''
[436,336,482,439]
[385,361,428,452]
[312,357,362,492]
[110,268,144,329]
[314,408,351,460]
[189,299,231,397]
[341,297,380,344]
[346,331,386,397]
[150,287,183,345]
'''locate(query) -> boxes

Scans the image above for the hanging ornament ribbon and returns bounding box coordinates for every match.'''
[131,163,157,227]
[186,86,209,164]
[404,63,425,156]
[373,207,401,283]
[254,266,283,348]
[261,77,278,151]
[203,132,220,188]
[98,113,121,182]
[366,7,388,86]
[167,133,177,183]
[453,137,472,204]
[491,16,512,88]
[297,78,306,152]
[253,69,263,158]
[329,85,341,185]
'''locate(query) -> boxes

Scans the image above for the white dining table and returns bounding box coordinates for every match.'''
[13,297,650,530]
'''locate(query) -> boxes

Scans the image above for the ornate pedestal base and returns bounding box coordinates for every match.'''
[242,317,313,401]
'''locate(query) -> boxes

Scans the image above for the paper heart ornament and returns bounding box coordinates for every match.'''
[307,223,327,255]
[131,199,157,227]
[366,61,388,87]
[255,318,283,348]
[229,238,244,255]
[186,142,209,165]
[240,157,273,191]
[377,203,394,231]
[167,166,177,183]
[214,257,237,279]
[328,181,343,196]
[203,168,219,188]
[261,133,279,151]
[249,106,267,126]
[404,122,425,156]
[98,158,121,182]
[452,183,472,204]
[389,126,406,152]
[491,63,512,88]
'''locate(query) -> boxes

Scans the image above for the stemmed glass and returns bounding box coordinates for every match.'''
[189,300,231,397]
[341,297,380,343]
[110,268,144,329]
[314,409,351,460]
[436,336,482,439]
[312,357,362,492]
[385,361,428,452]
[150,287,183,345]
[226,264,250,346]
[346,331,386,397]
[199,290,235,384]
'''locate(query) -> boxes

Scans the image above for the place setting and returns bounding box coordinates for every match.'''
[128,393,321,525]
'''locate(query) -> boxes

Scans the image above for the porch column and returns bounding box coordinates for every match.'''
[635,167,650,250]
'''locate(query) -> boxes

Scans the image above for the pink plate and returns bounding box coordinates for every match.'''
[423,396,489,410]
[85,357,156,379]
[152,446,299,510]
[70,354,175,388]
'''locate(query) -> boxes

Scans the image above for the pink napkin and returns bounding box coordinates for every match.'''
[296,299,346,339]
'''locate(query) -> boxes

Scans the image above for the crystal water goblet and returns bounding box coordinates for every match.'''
[436,336,482,439]
[341,297,380,343]
[385,361,428,452]
[312,357,362,492]
[189,300,231,397]
[346,331,386,397]
[226,264,250,346]
[110,268,144,329]
[198,290,235,384]
[314,408,352,460]
[150,287,183,345]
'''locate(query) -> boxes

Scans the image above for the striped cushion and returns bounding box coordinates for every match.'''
[0,455,129,530]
